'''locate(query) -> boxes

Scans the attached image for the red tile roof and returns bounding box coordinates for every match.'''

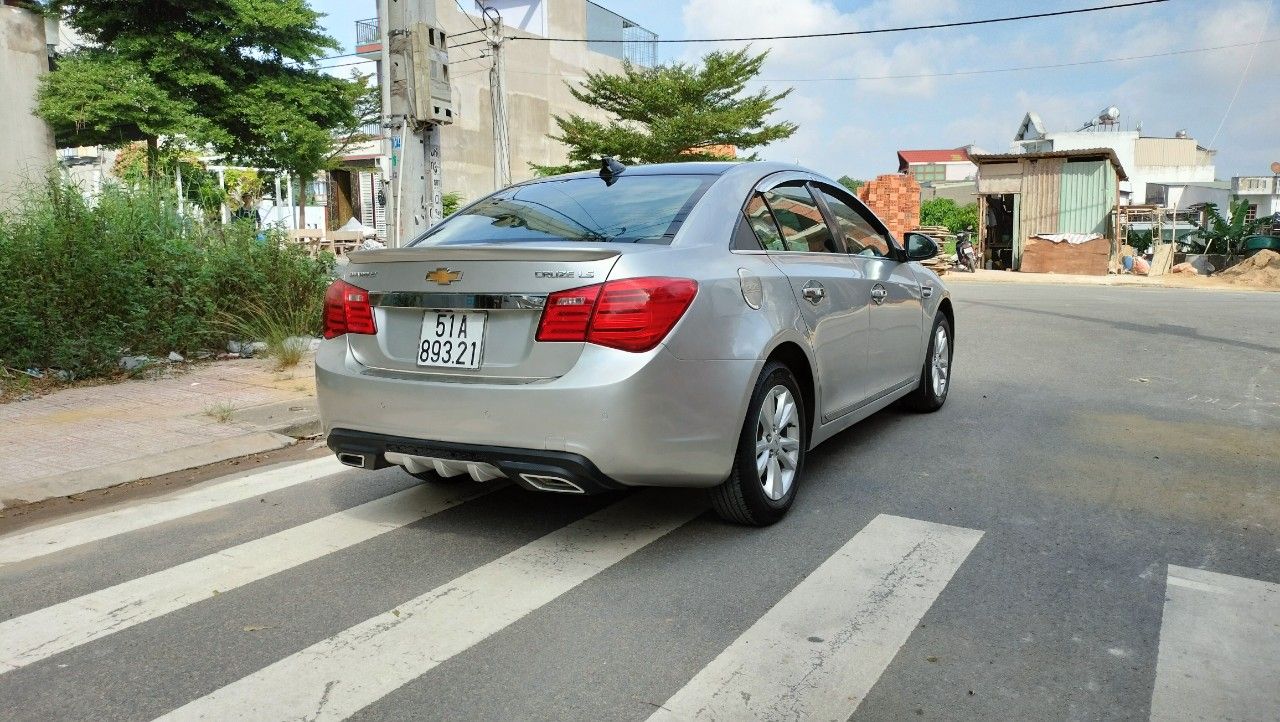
[897,148,972,168]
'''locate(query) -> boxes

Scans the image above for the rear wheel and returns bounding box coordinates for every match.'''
[905,314,952,412]
[710,362,806,526]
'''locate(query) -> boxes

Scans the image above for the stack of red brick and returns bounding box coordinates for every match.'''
[856,174,920,240]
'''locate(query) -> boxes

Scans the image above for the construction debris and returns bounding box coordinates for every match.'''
[1216,249,1280,288]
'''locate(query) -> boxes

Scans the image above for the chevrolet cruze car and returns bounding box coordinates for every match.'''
[317,161,953,525]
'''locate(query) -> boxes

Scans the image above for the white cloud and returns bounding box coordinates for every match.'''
[674,0,1280,178]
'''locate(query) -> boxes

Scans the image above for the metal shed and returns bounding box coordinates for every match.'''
[971,149,1127,273]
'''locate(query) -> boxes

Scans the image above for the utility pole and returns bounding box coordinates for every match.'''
[485,7,510,189]
[380,0,451,247]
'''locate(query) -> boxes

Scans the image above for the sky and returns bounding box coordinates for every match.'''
[310,0,1280,181]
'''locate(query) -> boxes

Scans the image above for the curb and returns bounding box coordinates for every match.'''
[1,431,296,508]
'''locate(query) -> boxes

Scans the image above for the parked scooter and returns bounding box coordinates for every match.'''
[953,230,978,273]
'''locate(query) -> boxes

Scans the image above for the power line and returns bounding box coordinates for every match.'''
[454,0,487,34]
[1207,0,1272,148]
[508,0,1170,44]
[497,36,1280,82]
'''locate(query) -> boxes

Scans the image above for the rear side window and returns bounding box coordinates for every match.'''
[762,184,838,254]
[814,185,891,257]
[411,175,712,246]
[743,193,785,251]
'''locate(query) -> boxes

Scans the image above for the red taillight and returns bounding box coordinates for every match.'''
[323,280,377,339]
[536,277,697,353]
[536,284,601,342]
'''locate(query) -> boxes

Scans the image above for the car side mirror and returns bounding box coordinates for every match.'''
[905,233,940,261]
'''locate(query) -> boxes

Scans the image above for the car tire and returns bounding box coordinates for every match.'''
[710,361,806,526]
[905,314,952,412]
[405,468,465,484]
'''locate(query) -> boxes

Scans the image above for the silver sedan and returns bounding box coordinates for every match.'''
[317,160,953,525]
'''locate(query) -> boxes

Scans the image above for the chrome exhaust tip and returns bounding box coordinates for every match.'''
[336,452,368,469]
[519,473,585,494]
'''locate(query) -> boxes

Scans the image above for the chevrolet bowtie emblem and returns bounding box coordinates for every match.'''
[425,267,463,285]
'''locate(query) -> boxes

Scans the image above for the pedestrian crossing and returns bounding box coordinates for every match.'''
[0,455,1276,721]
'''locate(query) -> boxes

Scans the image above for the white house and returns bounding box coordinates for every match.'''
[1012,111,1217,206]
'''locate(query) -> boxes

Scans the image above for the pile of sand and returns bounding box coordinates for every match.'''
[1216,249,1280,288]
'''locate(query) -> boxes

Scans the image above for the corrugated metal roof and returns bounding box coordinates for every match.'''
[970,148,1128,181]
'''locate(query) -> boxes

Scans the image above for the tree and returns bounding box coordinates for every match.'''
[37,0,356,195]
[920,197,979,234]
[1190,199,1268,255]
[532,48,797,175]
[837,176,864,194]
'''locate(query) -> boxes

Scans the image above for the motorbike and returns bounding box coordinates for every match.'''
[953,236,978,273]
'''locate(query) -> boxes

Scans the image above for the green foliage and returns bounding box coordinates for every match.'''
[36,53,198,148]
[1190,199,1268,254]
[1126,229,1154,254]
[442,192,463,217]
[112,140,228,221]
[837,176,864,194]
[920,198,979,235]
[0,178,332,377]
[39,1,358,189]
[532,48,796,175]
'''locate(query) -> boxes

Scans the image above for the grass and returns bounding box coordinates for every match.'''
[219,296,320,371]
[204,401,237,423]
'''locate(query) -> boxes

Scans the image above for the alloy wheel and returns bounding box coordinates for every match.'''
[931,325,950,397]
[755,385,801,501]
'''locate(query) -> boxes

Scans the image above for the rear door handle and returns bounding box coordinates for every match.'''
[801,281,826,304]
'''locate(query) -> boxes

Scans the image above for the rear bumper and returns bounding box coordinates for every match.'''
[315,339,760,488]
[327,429,626,494]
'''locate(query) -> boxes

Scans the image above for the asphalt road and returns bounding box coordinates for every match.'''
[1,283,1277,721]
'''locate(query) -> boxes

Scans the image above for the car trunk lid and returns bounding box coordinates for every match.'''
[341,245,622,381]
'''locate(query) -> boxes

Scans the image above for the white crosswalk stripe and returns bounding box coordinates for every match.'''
[648,514,983,722]
[0,479,494,674]
[1150,565,1280,722]
[154,491,701,722]
[0,457,347,567]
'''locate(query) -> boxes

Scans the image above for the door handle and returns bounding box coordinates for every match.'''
[870,284,888,305]
[801,281,826,304]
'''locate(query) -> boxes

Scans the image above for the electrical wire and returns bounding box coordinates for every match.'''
[454,0,488,34]
[494,36,1280,83]
[1206,0,1272,149]
[508,0,1170,44]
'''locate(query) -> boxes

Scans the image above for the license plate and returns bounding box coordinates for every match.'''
[417,311,486,369]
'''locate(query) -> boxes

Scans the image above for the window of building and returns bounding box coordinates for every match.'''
[1246,204,1259,221]
[910,164,946,183]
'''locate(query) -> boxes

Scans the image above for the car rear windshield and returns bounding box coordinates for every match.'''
[411,175,713,246]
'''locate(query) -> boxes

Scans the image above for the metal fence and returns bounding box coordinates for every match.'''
[356,18,379,47]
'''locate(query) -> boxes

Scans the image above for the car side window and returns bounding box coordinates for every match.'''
[814,185,892,258]
[744,193,786,251]
[761,184,839,254]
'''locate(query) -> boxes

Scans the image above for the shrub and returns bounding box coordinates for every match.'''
[0,177,332,377]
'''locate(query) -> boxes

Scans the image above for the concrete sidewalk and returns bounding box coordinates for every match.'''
[945,268,1273,291]
[1,357,319,508]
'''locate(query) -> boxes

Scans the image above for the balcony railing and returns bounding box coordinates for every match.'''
[356,18,379,47]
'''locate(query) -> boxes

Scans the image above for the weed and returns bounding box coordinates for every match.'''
[204,401,237,423]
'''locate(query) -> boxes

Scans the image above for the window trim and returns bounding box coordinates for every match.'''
[731,171,851,256]
[808,181,906,261]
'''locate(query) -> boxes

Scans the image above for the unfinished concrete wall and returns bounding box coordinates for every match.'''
[434,0,628,204]
[856,174,920,240]
[0,6,55,195]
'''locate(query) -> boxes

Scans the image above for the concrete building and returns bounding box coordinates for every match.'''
[1232,174,1280,226]
[0,2,55,195]
[343,0,656,233]
[1012,112,1215,205]
[896,148,977,184]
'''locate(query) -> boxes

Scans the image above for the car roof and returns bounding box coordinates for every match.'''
[523,160,810,183]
